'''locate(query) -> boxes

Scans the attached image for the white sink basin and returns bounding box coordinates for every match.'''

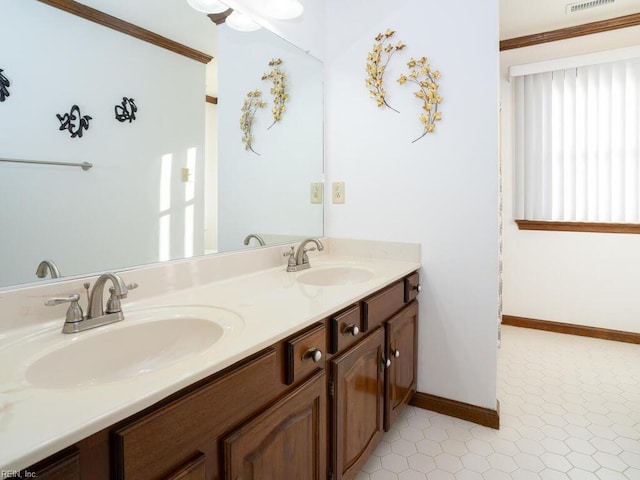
[25,305,243,389]
[296,266,374,286]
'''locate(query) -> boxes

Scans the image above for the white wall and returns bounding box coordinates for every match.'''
[325,0,500,409]
[501,26,640,334]
[0,1,206,286]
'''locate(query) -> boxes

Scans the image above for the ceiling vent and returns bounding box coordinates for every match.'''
[566,0,615,14]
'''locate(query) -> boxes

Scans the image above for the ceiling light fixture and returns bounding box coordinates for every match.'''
[225,10,262,31]
[265,0,304,20]
[186,0,229,14]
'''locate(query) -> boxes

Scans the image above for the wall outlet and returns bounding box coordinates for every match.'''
[310,182,323,204]
[181,167,191,183]
[332,181,345,204]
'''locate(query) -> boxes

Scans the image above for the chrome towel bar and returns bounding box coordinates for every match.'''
[0,157,93,171]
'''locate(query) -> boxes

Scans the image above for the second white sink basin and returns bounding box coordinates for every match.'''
[296,265,374,286]
[25,305,243,389]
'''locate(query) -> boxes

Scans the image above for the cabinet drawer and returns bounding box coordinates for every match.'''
[285,323,326,385]
[363,281,405,332]
[329,305,362,354]
[404,272,420,303]
[25,447,80,480]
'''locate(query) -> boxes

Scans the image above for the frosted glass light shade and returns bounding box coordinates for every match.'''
[265,0,303,19]
[225,11,261,31]
[186,0,229,14]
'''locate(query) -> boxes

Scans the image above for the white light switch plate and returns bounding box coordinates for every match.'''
[310,182,323,204]
[332,181,345,204]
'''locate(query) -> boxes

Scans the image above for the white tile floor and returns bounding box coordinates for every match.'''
[356,325,640,480]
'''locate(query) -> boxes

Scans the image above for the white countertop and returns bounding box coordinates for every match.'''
[0,238,420,471]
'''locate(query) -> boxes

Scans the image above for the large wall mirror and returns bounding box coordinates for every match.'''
[0,0,323,290]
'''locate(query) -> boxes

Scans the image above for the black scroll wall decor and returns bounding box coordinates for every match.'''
[0,68,10,102]
[115,97,137,123]
[57,105,92,138]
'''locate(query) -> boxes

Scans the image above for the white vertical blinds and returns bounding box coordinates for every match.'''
[514,58,640,223]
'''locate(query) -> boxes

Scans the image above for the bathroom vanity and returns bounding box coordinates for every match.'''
[0,239,420,480]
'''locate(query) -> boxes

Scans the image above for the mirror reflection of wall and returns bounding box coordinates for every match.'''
[0,0,323,290]
[0,0,207,287]
[217,26,324,252]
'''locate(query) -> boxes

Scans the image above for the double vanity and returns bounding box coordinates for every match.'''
[0,238,421,479]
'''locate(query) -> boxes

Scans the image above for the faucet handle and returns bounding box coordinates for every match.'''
[45,293,80,306]
[283,246,297,270]
[106,288,122,314]
[45,294,84,323]
[106,282,137,314]
[302,246,317,264]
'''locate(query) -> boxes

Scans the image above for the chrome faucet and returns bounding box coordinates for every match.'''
[284,238,324,272]
[87,272,129,319]
[36,259,60,279]
[45,272,137,334]
[243,233,266,246]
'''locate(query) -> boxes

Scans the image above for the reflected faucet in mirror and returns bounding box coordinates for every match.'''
[35,259,60,279]
[243,234,266,246]
[45,272,138,334]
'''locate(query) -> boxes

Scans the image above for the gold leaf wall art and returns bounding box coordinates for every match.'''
[365,29,406,113]
[261,58,288,129]
[240,90,266,155]
[397,56,443,143]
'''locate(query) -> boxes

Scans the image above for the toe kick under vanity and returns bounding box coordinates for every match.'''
[0,238,421,480]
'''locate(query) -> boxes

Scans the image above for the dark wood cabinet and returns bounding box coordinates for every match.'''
[166,453,206,480]
[20,272,419,480]
[285,322,326,385]
[362,281,405,332]
[385,301,418,430]
[113,348,282,480]
[330,327,385,480]
[18,447,80,480]
[329,305,362,354]
[223,370,326,480]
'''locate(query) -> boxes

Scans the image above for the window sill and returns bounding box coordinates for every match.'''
[515,220,640,234]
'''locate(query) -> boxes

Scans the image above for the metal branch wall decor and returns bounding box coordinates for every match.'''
[261,58,288,129]
[115,97,137,123]
[365,29,406,113]
[0,68,11,102]
[57,105,92,138]
[239,58,292,155]
[398,57,442,142]
[365,29,444,143]
[240,90,266,155]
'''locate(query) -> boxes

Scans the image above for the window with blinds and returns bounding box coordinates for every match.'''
[513,57,640,226]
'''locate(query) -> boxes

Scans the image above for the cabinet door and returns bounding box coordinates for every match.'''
[223,370,326,480]
[166,453,206,480]
[331,327,385,480]
[385,301,418,431]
